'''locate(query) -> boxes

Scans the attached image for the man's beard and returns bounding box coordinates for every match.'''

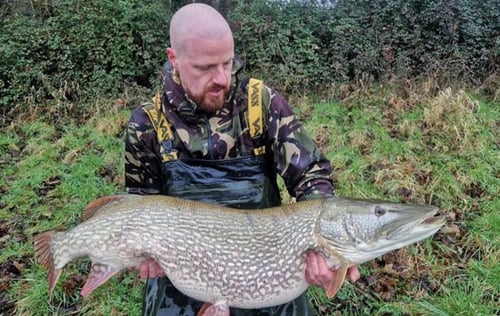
[187,84,229,113]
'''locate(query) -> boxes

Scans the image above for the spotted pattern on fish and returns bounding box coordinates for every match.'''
[34,194,445,310]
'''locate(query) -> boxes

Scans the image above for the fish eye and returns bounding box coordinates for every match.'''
[374,206,386,217]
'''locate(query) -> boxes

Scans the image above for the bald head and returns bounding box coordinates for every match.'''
[169,3,233,56]
[166,4,235,112]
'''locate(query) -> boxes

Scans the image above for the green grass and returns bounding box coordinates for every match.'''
[1,86,498,315]
[0,105,135,315]
[302,87,499,315]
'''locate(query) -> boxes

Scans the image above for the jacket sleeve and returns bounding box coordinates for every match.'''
[266,87,334,201]
[124,107,165,195]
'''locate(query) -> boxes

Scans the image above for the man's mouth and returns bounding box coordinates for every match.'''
[206,84,226,97]
[207,88,224,97]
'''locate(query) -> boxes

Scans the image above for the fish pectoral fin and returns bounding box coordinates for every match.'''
[80,263,120,297]
[197,301,230,316]
[326,264,348,299]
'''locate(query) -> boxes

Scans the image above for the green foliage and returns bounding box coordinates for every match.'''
[230,0,498,93]
[231,1,324,94]
[1,0,497,116]
[0,0,168,111]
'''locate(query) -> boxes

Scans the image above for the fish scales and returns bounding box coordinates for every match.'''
[126,198,319,307]
[34,194,445,313]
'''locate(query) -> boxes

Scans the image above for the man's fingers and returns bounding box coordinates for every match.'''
[305,251,361,292]
[137,258,166,278]
[305,252,318,281]
[305,252,335,290]
[149,259,166,278]
[305,251,325,285]
[153,263,166,277]
[347,266,360,282]
[139,261,149,278]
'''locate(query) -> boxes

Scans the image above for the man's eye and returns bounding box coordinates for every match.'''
[196,65,212,72]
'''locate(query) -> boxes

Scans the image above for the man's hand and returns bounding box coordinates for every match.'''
[304,251,360,291]
[137,258,166,278]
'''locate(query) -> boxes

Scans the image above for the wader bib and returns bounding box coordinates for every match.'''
[141,81,314,316]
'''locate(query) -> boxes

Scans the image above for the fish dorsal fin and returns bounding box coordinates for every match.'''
[82,195,132,221]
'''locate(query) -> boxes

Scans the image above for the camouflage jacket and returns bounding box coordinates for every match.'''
[124,59,334,201]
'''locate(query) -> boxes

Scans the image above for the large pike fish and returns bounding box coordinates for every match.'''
[35,194,445,315]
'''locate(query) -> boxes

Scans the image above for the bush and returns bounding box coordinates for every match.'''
[230,0,498,93]
[1,0,497,116]
[230,1,326,94]
[0,0,169,111]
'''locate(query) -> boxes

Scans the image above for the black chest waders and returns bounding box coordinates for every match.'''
[140,82,315,316]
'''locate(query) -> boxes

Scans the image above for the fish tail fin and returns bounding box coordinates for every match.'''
[34,231,62,297]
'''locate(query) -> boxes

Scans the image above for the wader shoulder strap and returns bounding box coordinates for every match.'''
[143,80,266,160]
[142,93,178,162]
[248,78,266,155]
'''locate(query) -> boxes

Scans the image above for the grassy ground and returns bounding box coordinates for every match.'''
[0,84,498,315]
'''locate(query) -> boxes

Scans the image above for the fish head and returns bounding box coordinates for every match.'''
[317,197,445,265]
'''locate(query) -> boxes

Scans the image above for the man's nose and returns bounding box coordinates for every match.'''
[212,65,228,85]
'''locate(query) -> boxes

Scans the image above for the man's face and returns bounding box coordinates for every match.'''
[168,35,234,112]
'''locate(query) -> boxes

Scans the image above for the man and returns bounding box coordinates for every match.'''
[124,3,359,315]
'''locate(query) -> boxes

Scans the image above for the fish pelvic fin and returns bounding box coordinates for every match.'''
[80,263,120,297]
[197,302,230,316]
[82,195,132,220]
[326,264,348,299]
[34,231,62,297]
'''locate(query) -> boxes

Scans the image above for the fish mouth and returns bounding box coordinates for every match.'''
[369,212,445,253]
[422,215,445,225]
[387,209,445,240]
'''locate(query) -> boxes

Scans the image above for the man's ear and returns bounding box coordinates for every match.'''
[166,48,177,69]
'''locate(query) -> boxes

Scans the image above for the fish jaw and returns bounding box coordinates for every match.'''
[317,197,446,265]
